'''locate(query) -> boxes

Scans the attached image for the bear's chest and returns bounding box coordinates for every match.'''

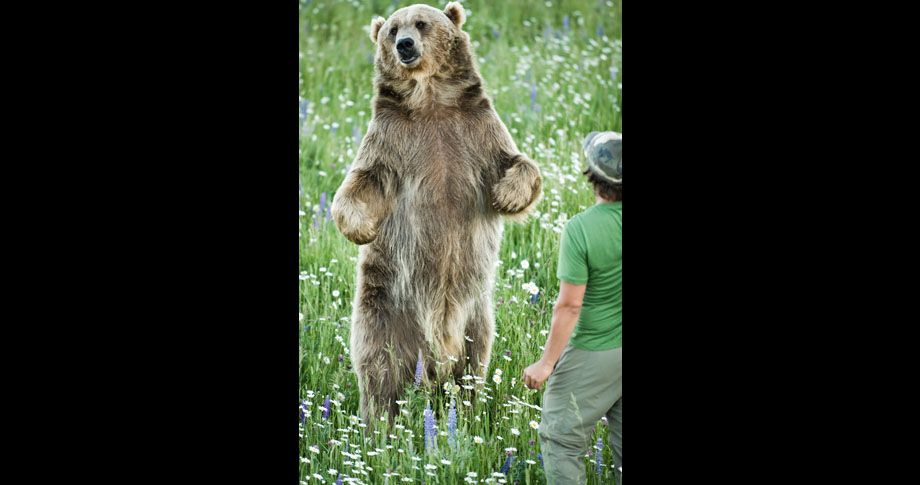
[393,122,487,214]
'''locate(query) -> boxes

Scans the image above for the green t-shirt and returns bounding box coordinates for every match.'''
[556,201,622,350]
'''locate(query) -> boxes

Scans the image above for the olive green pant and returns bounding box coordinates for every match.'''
[538,346,622,484]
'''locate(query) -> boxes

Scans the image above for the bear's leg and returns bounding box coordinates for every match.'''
[459,295,495,380]
[354,341,412,424]
[351,251,428,424]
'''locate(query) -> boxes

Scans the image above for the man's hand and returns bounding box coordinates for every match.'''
[522,360,554,390]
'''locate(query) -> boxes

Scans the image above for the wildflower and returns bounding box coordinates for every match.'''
[328,469,338,476]
[332,290,340,298]
[335,474,343,485]
[530,81,537,110]
[520,259,529,270]
[423,402,438,453]
[352,126,362,145]
[537,453,544,468]
[529,420,539,430]
[448,401,458,448]
[526,459,536,465]
[522,282,540,296]
[473,436,484,444]
[492,374,502,385]
[322,395,331,420]
[510,428,520,436]
[414,349,424,387]
[309,445,320,454]
[595,438,604,476]
[499,451,513,475]
[424,464,438,470]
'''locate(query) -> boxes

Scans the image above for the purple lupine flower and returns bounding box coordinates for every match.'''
[537,453,544,468]
[596,24,605,37]
[335,474,343,485]
[414,349,424,387]
[312,211,319,229]
[352,125,362,145]
[500,450,513,474]
[322,394,331,420]
[595,437,604,476]
[447,401,457,448]
[530,81,537,110]
[299,99,309,127]
[319,192,327,215]
[562,15,570,31]
[326,204,332,221]
[300,399,309,425]
[423,401,438,453]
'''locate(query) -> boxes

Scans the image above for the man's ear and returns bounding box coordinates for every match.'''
[369,16,385,43]
[443,2,465,28]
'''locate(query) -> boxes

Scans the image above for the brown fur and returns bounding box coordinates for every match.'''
[331,2,542,423]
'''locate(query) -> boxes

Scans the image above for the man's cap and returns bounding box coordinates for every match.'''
[583,131,622,184]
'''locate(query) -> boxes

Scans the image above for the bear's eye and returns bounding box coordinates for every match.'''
[389,26,398,36]
[415,21,426,30]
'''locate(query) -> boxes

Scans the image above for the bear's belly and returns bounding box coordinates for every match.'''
[371,195,502,354]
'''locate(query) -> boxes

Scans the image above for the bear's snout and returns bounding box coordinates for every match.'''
[396,37,419,63]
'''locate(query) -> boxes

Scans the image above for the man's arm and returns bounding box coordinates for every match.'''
[522,281,586,389]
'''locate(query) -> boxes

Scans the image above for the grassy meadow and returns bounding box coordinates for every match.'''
[300,0,621,483]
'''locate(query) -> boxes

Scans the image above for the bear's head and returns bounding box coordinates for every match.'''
[368,2,470,81]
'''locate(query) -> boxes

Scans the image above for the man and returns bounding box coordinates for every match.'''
[523,132,622,484]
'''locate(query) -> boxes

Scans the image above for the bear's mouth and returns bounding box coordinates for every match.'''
[399,54,420,66]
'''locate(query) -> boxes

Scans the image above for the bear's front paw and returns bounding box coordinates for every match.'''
[331,197,379,245]
[341,222,378,245]
[492,174,540,214]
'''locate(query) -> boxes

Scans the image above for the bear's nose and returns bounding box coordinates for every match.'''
[396,38,415,53]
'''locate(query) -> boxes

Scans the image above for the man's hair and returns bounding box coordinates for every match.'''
[584,168,621,201]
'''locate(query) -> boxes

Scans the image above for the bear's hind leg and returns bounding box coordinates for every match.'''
[460,296,495,379]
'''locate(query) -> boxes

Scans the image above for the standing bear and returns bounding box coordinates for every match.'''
[331,2,542,422]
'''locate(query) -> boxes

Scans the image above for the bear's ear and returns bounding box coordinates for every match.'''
[369,16,385,43]
[443,2,465,28]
